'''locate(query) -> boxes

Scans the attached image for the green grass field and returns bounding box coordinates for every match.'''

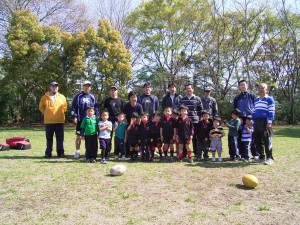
[0,126,300,225]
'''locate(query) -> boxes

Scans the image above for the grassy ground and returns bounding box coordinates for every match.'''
[0,126,299,225]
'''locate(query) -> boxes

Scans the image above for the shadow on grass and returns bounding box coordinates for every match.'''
[274,128,300,138]
[235,184,256,190]
[185,159,254,168]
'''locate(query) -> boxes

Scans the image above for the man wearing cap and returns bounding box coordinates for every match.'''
[201,89,218,120]
[179,83,203,158]
[71,80,99,159]
[161,82,182,110]
[104,86,124,124]
[39,82,67,158]
[138,82,159,120]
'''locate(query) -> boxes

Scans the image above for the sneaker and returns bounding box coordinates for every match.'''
[264,158,274,165]
[90,158,96,163]
[105,157,110,161]
[165,157,169,163]
[100,159,107,164]
[121,155,126,161]
[58,154,66,158]
[169,157,174,163]
[74,151,80,159]
[218,157,222,162]
[204,157,209,161]
[252,158,264,163]
[189,158,194,163]
[179,159,183,163]
[212,157,216,162]
[44,154,52,158]
[114,155,119,161]
[86,159,91,163]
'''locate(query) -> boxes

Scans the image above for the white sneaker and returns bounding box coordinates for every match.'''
[74,151,80,159]
[121,155,126,160]
[212,157,216,162]
[218,157,222,162]
[264,158,274,165]
[114,155,119,160]
[100,159,107,164]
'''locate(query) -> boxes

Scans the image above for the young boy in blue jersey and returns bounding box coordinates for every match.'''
[113,113,127,161]
[240,115,253,162]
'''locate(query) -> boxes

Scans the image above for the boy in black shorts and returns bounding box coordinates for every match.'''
[126,112,140,161]
[139,112,152,161]
[160,107,177,162]
[150,112,162,160]
[176,105,194,163]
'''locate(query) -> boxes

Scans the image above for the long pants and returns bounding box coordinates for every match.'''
[85,135,98,159]
[253,118,273,160]
[197,139,209,159]
[192,123,198,157]
[240,141,250,160]
[228,135,239,159]
[45,123,64,156]
[114,137,125,156]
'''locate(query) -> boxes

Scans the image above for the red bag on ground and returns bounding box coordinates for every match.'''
[10,141,31,150]
[6,136,30,146]
[0,142,10,150]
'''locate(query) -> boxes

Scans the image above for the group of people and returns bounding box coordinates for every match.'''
[38,79,275,165]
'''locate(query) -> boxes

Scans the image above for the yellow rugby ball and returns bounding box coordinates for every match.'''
[242,174,259,188]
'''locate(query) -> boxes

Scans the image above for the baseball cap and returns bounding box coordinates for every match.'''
[110,86,118,90]
[50,82,58,86]
[83,80,91,86]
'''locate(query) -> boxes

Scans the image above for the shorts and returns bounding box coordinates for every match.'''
[179,138,191,145]
[76,120,82,135]
[99,138,111,150]
[163,137,174,144]
[210,140,222,153]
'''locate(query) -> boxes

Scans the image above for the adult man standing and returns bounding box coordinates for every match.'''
[252,83,275,165]
[233,80,255,117]
[104,86,124,124]
[71,80,99,159]
[161,82,182,110]
[201,89,218,119]
[179,84,203,159]
[39,82,67,158]
[233,80,256,157]
[138,82,159,120]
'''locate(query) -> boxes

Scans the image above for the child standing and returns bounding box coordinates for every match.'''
[98,109,113,164]
[240,115,253,162]
[160,107,177,162]
[209,117,225,162]
[226,109,241,161]
[80,107,99,163]
[176,105,194,163]
[113,113,127,161]
[197,111,213,161]
[172,109,180,159]
[126,112,140,161]
[139,112,152,161]
[150,112,162,160]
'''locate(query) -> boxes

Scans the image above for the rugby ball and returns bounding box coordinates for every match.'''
[242,174,259,188]
[110,164,127,176]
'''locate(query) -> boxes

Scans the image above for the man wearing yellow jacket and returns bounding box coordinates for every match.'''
[39,82,67,158]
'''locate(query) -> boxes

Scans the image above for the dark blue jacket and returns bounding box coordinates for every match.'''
[161,93,182,110]
[233,92,255,117]
[71,92,99,121]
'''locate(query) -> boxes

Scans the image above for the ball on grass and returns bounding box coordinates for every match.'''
[242,174,259,188]
[110,164,127,176]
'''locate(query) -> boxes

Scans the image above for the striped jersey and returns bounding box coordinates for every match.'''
[179,95,203,123]
[253,95,275,123]
[241,125,253,142]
